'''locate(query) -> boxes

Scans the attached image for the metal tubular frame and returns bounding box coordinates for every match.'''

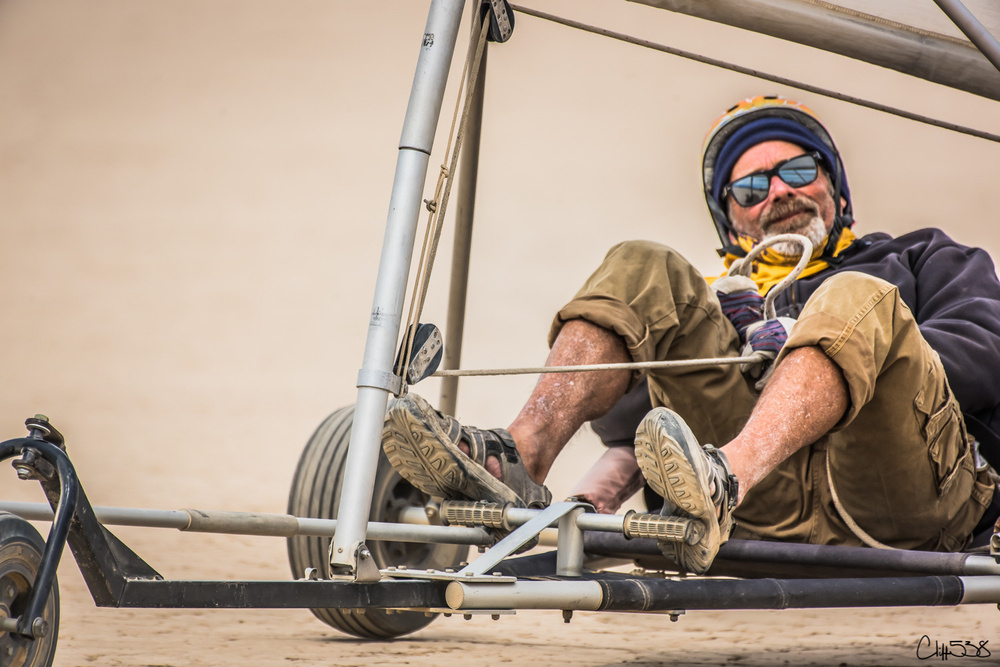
[933,0,1000,73]
[443,576,995,612]
[556,507,586,577]
[4,436,1000,616]
[0,438,77,639]
[627,0,1000,102]
[330,0,467,578]
[0,500,492,545]
[440,8,489,417]
[5,2,1000,648]
[1,436,456,611]
[7,495,999,578]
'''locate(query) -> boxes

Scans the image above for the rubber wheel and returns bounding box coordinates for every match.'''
[287,404,467,639]
[0,512,59,667]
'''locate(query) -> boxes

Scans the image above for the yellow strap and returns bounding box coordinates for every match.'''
[708,229,858,296]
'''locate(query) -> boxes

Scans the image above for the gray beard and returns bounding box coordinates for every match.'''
[762,215,828,257]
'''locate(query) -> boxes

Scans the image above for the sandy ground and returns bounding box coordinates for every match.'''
[2,1,1000,665]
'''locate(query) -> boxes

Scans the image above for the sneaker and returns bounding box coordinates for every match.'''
[382,393,552,509]
[634,407,738,574]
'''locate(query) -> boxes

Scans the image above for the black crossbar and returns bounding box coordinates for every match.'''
[114,578,449,609]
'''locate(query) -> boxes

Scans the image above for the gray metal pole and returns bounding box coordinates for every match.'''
[556,507,586,577]
[446,579,605,610]
[440,19,488,416]
[627,0,1000,102]
[933,0,1000,73]
[0,500,491,544]
[330,0,467,579]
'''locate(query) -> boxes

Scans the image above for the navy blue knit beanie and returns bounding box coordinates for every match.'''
[710,116,851,211]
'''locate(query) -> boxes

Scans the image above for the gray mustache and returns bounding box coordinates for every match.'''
[761,196,819,226]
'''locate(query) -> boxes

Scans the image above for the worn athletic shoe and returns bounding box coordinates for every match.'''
[382,393,552,509]
[634,407,738,574]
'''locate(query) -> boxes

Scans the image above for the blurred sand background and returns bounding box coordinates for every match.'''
[1,1,999,665]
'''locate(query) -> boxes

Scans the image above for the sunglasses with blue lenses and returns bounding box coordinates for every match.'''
[722,152,823,208]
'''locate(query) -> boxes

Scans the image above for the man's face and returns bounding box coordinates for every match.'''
[726,140,836,245]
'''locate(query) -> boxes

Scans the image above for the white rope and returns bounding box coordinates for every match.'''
[727,233,813,320]
[826,451,893,549]
[432,352,768,377]
[432,234,811,380]
[400,14,491,382]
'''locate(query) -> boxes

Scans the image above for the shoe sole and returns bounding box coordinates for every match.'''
[382,394,522,506]
[634,407,721,574]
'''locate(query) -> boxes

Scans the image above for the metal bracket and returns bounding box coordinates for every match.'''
[355,544,383,582]
[355,368,404,396]
[331,543,383,583]
[460,501,588,577]
[382,567,515,584]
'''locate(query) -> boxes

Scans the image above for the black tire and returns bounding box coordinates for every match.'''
[0,512,59,667]
[287,404,467,639]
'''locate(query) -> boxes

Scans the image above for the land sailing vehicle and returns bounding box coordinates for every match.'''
[3,0,1000,663]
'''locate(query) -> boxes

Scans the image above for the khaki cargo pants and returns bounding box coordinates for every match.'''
[550,240,994,550]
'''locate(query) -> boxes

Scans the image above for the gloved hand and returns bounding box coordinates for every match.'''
[741,316,797,389]
[714,275,763,344]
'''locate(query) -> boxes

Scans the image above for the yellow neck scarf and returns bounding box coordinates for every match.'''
[708,229,857,296]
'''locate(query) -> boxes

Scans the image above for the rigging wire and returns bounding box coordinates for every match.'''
[509,4,1000,144]
[400,12,491,385]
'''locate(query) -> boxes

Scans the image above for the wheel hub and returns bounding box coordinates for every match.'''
[0,532,58,667]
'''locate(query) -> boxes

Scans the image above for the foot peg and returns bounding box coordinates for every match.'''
[443,501,705,547]
[442,500,511,530]
[624,511,705,546]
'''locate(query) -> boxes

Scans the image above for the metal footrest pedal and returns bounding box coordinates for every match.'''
[624,511,704,545]
[442,500,510,530]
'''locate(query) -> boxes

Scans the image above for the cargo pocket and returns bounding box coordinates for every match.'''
[916,383,971,497]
